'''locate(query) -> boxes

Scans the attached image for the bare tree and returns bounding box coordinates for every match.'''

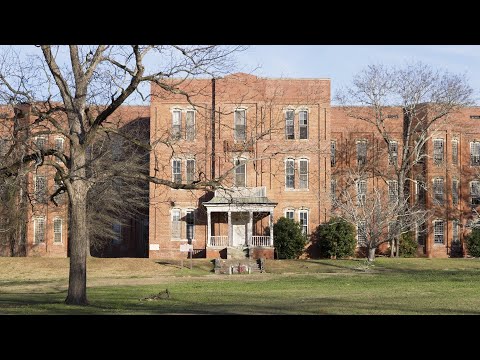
[336,62,473,256]
[0,45,244,305]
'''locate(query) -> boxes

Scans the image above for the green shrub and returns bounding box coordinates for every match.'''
[399,231,417,257]
[315,217,356,259]
[465,228,480,257]
[273,217,307,259]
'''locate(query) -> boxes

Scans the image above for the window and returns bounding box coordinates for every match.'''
[186,210,195,241]
[299,159,308,189]
[299,210,308,236]
[34,175,47,203]
[330,141,336,167]
[172,159,182,183]
[172,110,182,139]
[285,210,294,220]
[33,217,45,244]
[285,159,295,189]
[171,209,181,240]
[433,177,444,205]
[330,178,336,202]
[357,140,367,166]
[452,220,460,244]
[416,179,426,205]
[388,141,398,166]
[416,221,426,246]
[53,218,62,243]
[186,159,195,184]
[356,179,367,206]
[35,136,47,150]
[388,180,398,203]
[434,220,444,244]
[299,110,308,139]
[433,139,444,165]
[234,158,246,187]
[185,110,195,141]
[471,141,480,166]
[112,223,122,244]
[357,221,366,246]
[452,179,459,206]
[452,140,458,165]
[285,110,294,140]
[234,109,246,141]
[55,137,64,163]
[471,181,480,206]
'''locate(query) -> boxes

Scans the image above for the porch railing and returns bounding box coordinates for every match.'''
[250,236,271,247]
[210,236,229,247]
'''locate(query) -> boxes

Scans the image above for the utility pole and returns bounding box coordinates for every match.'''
[211,78,216,180]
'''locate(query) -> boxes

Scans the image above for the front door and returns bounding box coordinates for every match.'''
[232,212,248,246]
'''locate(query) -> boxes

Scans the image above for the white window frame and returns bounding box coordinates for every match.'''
[357,221,367,246]
[356,179,367,206]
[185,209,195,241]
[433,138,444,165]
[356,140,367,166]
[388,180,398,203]
[171,209,181,240]
[186,158,195,184]
[33,217,46,244]
[185,109,196,141]
[388,140,398,166]
[285,209,295,220]
[299,158,309,189]
[330,178,336,202]
[53,218,63,243]
[470,180,480,206]
[234,158,246,187]
[299,210,308,236]
[452,139,458,165]
[172,159,182,184]
[171,109,182,139]
[471,141,480,166]
[433,220,444,244]
[433,177,444,205]
[285,109,295,140]
[452,179,459,206]
[285,158,295,189]
[298,110,308,139]
[234,109,246,141]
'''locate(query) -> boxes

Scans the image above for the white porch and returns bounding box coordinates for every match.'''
[203,187,277,248]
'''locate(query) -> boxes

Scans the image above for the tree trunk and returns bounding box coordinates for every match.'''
[390,239,394,257]
[65,181,89,305]
[396,238,400,258]
[368,247,376,262]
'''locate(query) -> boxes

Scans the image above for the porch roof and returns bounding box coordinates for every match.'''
[203,186,277,207]
[204,196,276,205]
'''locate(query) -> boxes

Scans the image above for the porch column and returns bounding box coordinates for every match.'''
[228,211,232,247]
[207,209,211,246]
[269,211,274,246]
[247,211,253,246]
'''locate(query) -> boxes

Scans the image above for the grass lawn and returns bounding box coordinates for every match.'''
[1,257,480,314]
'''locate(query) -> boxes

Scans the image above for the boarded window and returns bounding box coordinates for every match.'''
[235,159,246,187]
[357,140,367,166]
[35,176,47,203]
[299,111,308,139]
[185,110,195,141]
[299,210,308,236]
[433,177,444,205]
[433,139,444,165]
[299,159,308,189]
[234,109,246,141]
[34,217,45,244]
[54,218,62,243]
[171,209,181,240]
[172,110,182,139]
[285,159,295,189]
[389,141,398,166]
[172,159,182,183]
[434,220,444,244]
[471,141,480,166]
[285,110,294,140]
[452,140,458,165]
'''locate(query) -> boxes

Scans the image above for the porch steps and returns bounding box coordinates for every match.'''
[226,246,249,260]
[213,258,263,274]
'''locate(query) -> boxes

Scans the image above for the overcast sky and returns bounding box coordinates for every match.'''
[4,45,480,104]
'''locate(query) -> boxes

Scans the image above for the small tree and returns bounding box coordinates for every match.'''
[465,228,480,257]
[398,231,417,258]
[315,217,356,259]
[273,217,306,259]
